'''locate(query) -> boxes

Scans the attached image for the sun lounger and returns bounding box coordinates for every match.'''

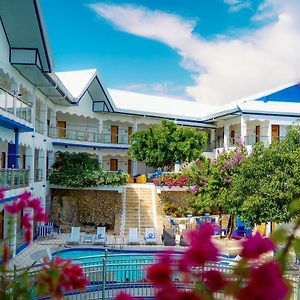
[179,229,190,246]
[30,247,52,263]
[144,228,158,244]
[128,228,140,244]
[67,226,81,244]
[162,228,176,246]
[94,227,107,245]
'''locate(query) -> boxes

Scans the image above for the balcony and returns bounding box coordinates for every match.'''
[0,168,29,189]
[34,169,43,182]
[35,119,44,134]
[0,86,32,123]
[48,127,131,145]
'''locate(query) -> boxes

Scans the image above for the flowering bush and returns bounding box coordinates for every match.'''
[115,222,299,300]
[0,190,89,299]
[153,174,190,188]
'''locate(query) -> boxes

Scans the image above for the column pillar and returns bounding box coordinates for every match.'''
[210,129,215,149]
[223,124,230,149]
[26,147,34,187]
[8,214,17,257]
[39,148,47,182]
[267,121,272,145]
[240,115,247,145]
[23,207,34,244]
[40,99,48,135]
[132,119,138,175]
[98,119,103,143]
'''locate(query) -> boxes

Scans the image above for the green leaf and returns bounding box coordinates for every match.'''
[271,228,289,245]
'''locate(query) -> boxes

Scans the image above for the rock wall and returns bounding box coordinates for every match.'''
[50,189,122,233]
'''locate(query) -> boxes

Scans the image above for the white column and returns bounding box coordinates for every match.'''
[41,101,48,135]
[132,119,138,175]
[39,148,47,182]
[23,207,34,244]
[223,124,230,149]
[267,121,272,145]
[26,147,34,187]
[9,215,17,257]
[240,115,247,144]
[98,153,103,166]
[98,119,103,143]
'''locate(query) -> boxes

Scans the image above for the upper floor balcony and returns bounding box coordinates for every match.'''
[0,86,32,123]
[48,126,132,145]
[0,168,29,190]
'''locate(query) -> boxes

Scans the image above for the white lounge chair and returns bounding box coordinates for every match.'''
[94,227,107,245]
[144,228,158,244]
[30,247,52,263]
[128,228,140,244]
[67,227,81,244]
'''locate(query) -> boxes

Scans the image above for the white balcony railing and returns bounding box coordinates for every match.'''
[0,86,32,123]
[48,127,132,145]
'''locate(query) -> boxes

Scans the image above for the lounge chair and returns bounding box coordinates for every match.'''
[30,247,52,263]
[128,228,140,244]
[179,229,190,246]
[144,228,158,244]
[67,227,81,244]
[94,227,107,245]
[162,228,176,246]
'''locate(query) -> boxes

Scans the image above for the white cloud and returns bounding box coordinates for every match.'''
[223,0,251,13]
[90,1,300,105]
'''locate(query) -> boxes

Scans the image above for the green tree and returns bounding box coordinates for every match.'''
[128,120,208,169]
[222,126,300,225]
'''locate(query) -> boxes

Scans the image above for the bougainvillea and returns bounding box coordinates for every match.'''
[114,222,296,300]
[0,191,89,299]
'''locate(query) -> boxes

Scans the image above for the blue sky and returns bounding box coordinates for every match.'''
[41,0,300,104]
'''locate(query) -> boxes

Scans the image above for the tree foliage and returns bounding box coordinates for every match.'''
[128,120,208,169]
[50,152,129,187]
[221,126,300,225]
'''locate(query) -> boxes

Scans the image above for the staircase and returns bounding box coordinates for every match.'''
[121,184,159,237]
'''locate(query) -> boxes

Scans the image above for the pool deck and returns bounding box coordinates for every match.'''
[9,233,242,269]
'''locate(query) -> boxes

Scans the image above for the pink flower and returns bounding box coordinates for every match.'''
[28,198,41,210]
[21,213,32,229]
[147,259,173,286]
[241,233,275,259]
[115,291,133,300]
[4,202,20,215]
[203,270,226,292]
[25,229,32,244]
[238,262,289,300]
[181,223,219,267]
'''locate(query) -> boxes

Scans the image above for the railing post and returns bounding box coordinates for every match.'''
[102,257,107,300]
[10,166,14,189]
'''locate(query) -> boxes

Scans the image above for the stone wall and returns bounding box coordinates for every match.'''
[50,189,122,233]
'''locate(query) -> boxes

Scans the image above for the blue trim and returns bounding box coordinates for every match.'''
[0,114,34,132]
[242,111,300,118]
[0,194,23,204]
[52,142,129,150]
[16,242,28,254]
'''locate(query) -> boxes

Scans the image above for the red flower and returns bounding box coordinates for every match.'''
[181,223,219,267]
[36,257,89,298]
[241,233,275,259]
[25,229,32,244]
[115,291,133,300]
[238,262,289,300]
[4,202,20,214]
[203,270,226,292]
[147,261,172,286]
[156,287,203,300]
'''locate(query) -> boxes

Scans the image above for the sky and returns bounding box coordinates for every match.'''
[41,0,300,105]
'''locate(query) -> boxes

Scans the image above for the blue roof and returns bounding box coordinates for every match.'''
[256,83,300,103]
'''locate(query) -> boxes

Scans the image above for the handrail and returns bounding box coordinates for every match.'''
[0,168,29,189]
[0,86,32,107]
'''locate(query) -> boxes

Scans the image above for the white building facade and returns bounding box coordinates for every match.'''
[1,0,300,256]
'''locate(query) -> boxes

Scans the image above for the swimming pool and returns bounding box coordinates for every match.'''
[54,248,236,283]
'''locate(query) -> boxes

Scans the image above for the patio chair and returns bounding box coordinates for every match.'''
[128,228,140,244]
[162,228,176,246]
[179,229,190,247]
[94,227,107,245]
[144,228,158,244]
[67,227,81,244]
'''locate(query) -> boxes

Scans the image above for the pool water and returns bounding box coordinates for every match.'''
[54,249,235,283]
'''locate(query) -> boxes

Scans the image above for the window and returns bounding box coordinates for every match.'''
[110,159,118,171]
[93,101,109,112]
